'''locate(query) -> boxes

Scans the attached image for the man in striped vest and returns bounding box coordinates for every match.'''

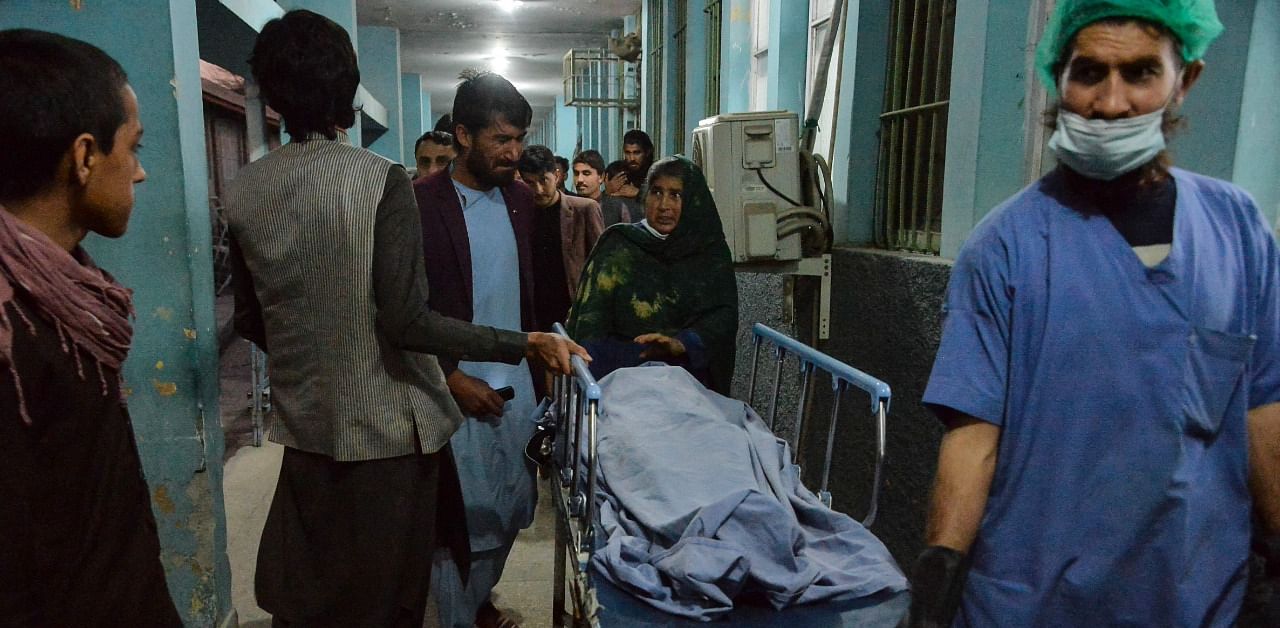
[223,11,587,627]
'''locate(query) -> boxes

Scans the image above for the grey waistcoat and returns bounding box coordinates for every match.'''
[224,138,463,461]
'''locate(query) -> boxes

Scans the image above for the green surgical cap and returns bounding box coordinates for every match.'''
[1035,0,1224,91]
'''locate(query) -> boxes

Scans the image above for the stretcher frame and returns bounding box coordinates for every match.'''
[547,323,893,627]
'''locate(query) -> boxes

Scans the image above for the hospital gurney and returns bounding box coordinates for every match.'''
[545,323,909,627]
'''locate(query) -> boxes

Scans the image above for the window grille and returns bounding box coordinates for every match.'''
[705,0,723,115]
[673,0,688,153]
[646,1,665,152]
[562,49,638,108]
[873,0,956,254]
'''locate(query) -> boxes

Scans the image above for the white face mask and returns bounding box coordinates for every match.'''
[1048,108,1167,181]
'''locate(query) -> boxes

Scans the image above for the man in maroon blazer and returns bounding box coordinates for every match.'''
[413,70,540,628]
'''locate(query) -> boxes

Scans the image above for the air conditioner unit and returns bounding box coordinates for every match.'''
[691,111,804,263]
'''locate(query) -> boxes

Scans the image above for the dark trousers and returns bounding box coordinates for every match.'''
[256,444,468,627]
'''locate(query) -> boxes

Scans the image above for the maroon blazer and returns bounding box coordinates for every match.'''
[413,169,538,375]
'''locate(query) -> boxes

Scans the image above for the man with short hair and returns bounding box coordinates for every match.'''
[600,159,641,226]
[572,149,606,203]
[0,29,181,625]
[414,71,544,628]
[905,2,1280,626]
[519,144,604,333]
[621,129,655,194]
[414,130,456,181]
[554,155,573,196]
[225,14,583,626]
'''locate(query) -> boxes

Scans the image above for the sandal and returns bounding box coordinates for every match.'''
[474,600,521,628]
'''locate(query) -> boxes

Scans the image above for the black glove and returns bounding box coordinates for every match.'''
[897,545,971,628]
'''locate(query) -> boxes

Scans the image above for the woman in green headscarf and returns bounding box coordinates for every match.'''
[566,156,738,394]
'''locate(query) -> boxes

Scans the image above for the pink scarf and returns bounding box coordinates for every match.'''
[0,206,134,424]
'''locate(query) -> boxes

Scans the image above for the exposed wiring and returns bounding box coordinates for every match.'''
[755,168,802,207]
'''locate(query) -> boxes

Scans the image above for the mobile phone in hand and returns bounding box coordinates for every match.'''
[494,386,515,401]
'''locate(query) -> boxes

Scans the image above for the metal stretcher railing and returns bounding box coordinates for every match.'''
[748,323,889,526]
[547,323,897,627]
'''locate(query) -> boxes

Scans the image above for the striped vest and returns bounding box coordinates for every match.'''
[224,137,463,461]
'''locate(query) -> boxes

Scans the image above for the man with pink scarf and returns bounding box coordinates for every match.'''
[0,30,180,625]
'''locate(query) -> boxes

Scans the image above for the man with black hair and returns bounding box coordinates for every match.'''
[0,29,181,625]
[519,144,604,333]
[554,155,573,196]
[414,70,545,628]
[415,130,456,181]
[434,113,454,135]
[621,128,655,193]
[224,13,584,627]
[572,149,606,203]
[601,159,641,226]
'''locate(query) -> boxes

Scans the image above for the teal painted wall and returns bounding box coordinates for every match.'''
[766,0,807,114]
[831,0,891,246]
[940,0,1035,258]
[682,2,708,151]
[1234,0,1280,225]
[359,25,403,163]
[659,0,680,156]
[721,0,752,114]
[1176,2,1255,183]
[402,73,425,168]
[556,95,579,157]
[0,1,232,624]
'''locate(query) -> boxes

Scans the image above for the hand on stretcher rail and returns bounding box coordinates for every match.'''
[527,331,591,375]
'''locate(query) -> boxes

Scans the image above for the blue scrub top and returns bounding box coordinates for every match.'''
[924,168,1280,626]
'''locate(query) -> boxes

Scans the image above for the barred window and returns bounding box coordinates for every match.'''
[873,0,956,254]
[704,0,723,115]
[646,1,665,152]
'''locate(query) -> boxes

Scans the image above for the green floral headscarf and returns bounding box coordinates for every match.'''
[566,156,739,394]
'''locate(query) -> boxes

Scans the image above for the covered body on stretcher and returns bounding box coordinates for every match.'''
[544,323,910,627]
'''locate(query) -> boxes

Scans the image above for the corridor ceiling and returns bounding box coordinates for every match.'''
[356,0,640,121]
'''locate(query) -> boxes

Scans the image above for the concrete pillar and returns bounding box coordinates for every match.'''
[1233,0,1280,224]
[556,95,578,157]
[939,0,1038,258]
[766,0,807,114]
[721,0,752,114]
[658,0,680,156]
[835,2,892,246]
[402,73,425,167]
[0,2,232,624]
[683,3,708,150]
[358,25,403,163]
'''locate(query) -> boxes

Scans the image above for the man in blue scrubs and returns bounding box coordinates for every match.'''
[904,2,1280,626]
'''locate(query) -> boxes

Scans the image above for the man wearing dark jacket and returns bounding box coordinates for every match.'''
[519,144,604,332]
[414,70,541,628]
[0,29,181,626]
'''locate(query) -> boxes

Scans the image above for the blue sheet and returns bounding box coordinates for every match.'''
[587,365,907,621]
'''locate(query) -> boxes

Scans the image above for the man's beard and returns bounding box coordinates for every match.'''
[469,149,516,188]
